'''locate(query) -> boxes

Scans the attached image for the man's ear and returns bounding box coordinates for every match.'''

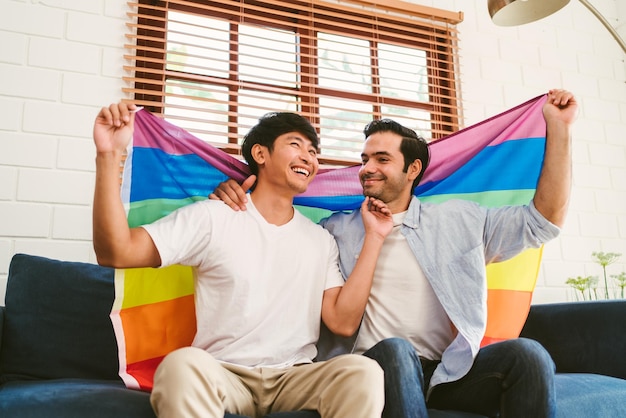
[251,143,267,166]
[407,159,422,182]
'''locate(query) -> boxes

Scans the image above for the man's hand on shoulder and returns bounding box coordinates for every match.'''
[209,175,256,211]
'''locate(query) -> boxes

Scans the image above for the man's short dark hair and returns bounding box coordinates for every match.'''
[242,112,319,175]
[363,118,430,192]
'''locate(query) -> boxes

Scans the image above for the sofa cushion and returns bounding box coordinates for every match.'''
[555,373,626,417]
[0,254,119,383]
[0,379,155,418]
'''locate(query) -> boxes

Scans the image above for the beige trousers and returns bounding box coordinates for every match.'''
[150,346,384,418]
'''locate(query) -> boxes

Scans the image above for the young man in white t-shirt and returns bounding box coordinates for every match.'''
[92,102,393,418]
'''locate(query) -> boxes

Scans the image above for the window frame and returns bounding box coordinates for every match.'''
[125,0,463,165]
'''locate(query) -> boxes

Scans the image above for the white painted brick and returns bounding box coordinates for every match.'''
[521,65,562,91]
[588,142,626,167]
[52,205,92,240]
[62,73,127,106]
[0,240,11,274]
[0,278,6,306]
[501,85,543,110]
[0,202,51,236]
[579,212,619,238]
[560,72,599,98]
[571,141,589,166]
[0,31,28,65]
[541,258,586,287]
[573,164,612,188]
[560,214,581,236]
[17,167,94,205]
[577,52,618,78]
[39,0,103,14]
[516,25,559,49]
[580,96,622,123]
[560,235,602,262]
[605,122,626,146]
[569,187,597,212]
[0,63,60,100]
[58,138,96,172]
[0,1,65,38]
[66,12,126,48]
[102,46,128,78]
[499,38,540,67]
[0,97,24,131]
[540,237,563,260]
[480,58,522,84]
[556,27,595,55]
[572,118,606,143]
[594,189,626,214]
[598,76,626,102]
[532,287,569,305]
[13,240,94,263]
[23,101,97,138]
[0,132,58,167]
[611,167,626,191]
[104,0,131,19]
[28,37,101,74]
[0,166,18,200]
[599,238,626,256]
[538,44,578,72]
[617,214,626,238]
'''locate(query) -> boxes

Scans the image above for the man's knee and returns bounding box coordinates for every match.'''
[509,338,555,370]
[366,337,416,357]
[154,346,214,382]
[335,354,384,388]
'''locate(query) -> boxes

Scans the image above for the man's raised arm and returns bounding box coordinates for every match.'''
[92,102,161,268]
[533,89,578,227]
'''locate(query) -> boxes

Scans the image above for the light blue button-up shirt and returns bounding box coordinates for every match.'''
[317,196,560,392]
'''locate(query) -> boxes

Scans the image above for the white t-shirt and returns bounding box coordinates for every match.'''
[142,196,344,368]
[354,211,455,360]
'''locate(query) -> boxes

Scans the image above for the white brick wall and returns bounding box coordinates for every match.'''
[0,0,129,303]
[0,0,625,306]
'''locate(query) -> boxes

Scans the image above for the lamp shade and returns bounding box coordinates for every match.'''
[489,0,570,26]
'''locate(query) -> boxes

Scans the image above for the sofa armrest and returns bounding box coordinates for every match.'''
[520,300,626,379]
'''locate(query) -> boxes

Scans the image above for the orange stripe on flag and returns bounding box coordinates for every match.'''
[481,288,533,347]
[120,294,196,364]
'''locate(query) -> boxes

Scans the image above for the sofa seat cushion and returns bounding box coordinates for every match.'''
[0,379,155,418]
[0,379,254,418]
[555,373,626,418]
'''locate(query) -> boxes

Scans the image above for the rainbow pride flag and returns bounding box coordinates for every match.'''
[111,94,549,391]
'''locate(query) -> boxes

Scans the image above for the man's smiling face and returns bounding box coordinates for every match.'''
[262,132,319,195]
[359,131,414,210]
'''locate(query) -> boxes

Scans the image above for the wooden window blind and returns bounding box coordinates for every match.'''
[124,0,463,165]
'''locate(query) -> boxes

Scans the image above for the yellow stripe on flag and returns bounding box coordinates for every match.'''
[486,246,543,292]
[121,265,195,309]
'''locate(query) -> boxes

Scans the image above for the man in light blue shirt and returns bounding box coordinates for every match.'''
[212,89,578,418]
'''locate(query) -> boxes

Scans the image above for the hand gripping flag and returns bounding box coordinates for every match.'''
[111,94,549,391]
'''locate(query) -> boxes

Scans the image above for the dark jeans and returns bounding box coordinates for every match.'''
[363,337,556,418]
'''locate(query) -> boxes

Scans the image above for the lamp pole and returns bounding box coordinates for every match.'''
[579,0,626,54]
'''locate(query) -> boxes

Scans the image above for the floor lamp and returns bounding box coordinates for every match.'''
[488,0,626,54]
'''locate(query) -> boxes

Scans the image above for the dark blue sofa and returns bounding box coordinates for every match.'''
[1,253,625,418]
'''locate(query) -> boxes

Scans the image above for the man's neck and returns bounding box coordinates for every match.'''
[249,187,295,226]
